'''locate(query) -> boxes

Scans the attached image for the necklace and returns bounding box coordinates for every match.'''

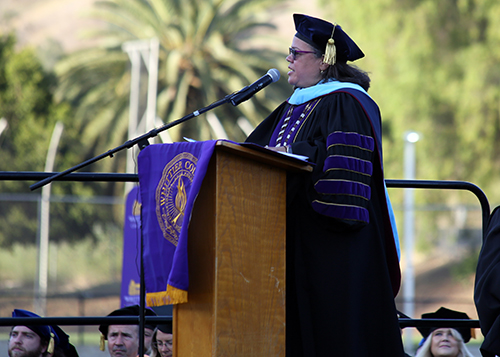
[275,100,317,147]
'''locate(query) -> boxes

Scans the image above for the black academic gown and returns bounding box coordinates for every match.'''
[475,205,500,357]
[246,88,404,356]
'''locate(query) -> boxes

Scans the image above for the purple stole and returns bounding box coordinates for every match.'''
[138,141,217,305]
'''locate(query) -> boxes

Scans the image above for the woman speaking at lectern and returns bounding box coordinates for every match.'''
[246,13,404,356]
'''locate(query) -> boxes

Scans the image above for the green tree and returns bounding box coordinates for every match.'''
[0,33,119,248]
[320,0,500,204]
[317,0,500,273]
[55,0,290,178]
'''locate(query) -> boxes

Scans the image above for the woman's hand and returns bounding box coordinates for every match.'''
[265,145,288,152]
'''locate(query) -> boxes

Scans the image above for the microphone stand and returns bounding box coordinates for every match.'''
[30,95,233,191]
[28,89,254,357]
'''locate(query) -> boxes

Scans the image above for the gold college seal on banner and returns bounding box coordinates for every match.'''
[155,152,197,246]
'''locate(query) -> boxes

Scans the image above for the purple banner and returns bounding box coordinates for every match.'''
[138,141,217,305]
[120,185,142,308]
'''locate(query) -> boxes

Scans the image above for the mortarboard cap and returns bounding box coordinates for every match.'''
[157,321,173,335]
[12,309,53,341]
[51,325,79,357]
[98,304,157,338]
[144,309,158,332]
[293,13,364,64]
[12,309,56,354]
[98,305,157,350]
[417,307,474,343]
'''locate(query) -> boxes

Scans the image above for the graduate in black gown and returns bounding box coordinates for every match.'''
[246,13,404,356]
[475,205,500,357]
[415,307,474,357]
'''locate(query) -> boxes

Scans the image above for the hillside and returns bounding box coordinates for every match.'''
[0,0,320,54]
[0,0,100,52]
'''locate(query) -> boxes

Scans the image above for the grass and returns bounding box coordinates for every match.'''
[0,223,123,290]
[0,222,125,323]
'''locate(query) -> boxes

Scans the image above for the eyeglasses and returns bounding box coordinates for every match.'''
[154,340,173,349]
[288,47,316,60]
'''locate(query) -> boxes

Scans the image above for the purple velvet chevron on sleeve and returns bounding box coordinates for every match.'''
[315,179,371,200]
[323,156,372,177]
[312,131,374,223]
[311,200,369,223]
[326,131,374,151]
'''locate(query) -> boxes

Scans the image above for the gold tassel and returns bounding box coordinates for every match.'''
[471,328,476,339]
[47,333,55,354]
[323,25,337,65]
[100,334,105,351]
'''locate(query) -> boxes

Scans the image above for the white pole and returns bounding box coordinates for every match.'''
[123,46,141,196]
[403,131,419,353]
[122,39,159,196]
[146,38,159,133]
[0,117,7,137]
[35,121,64,315]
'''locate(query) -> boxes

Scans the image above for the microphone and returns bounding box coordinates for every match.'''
[229,69,280,106]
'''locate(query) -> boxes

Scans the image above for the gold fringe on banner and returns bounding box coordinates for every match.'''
[146,285,188,306]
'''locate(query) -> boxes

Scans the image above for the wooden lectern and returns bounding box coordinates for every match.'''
[173,141,312,356]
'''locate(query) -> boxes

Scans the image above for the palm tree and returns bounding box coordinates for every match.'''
[55,0,290,175]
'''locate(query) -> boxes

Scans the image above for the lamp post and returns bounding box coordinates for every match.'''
[34,121,64,315]
[122,38,159,196]
[403,131,419,352]
[0,117,7,137]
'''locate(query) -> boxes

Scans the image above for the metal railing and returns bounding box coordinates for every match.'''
[0,172,490,345]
